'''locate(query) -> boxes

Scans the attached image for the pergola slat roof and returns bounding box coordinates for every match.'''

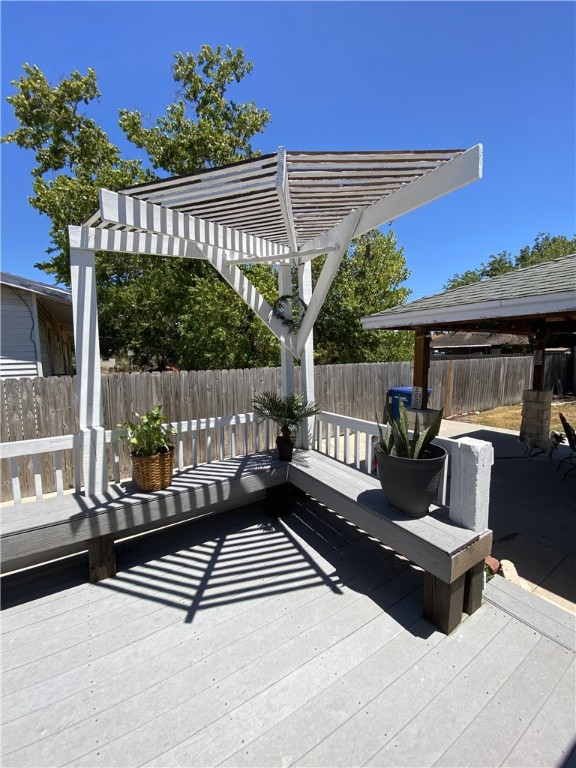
[100,147,467,248]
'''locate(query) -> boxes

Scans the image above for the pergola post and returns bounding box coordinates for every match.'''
[278,264,295,397]
[298,260,315,448]
[70,247,108,497]
[412,328,431,410]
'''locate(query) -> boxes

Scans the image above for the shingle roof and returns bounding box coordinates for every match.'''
[361,254,576,332]
[378,254,575,318]
[0,272,71,303]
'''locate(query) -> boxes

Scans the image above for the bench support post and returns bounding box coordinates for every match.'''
[423,572,465,634]
[463,560,485,616]
[89,535,116,582]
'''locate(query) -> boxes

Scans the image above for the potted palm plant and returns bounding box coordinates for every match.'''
[252,391,321,461]
[374,400,446,517]
[120,406,177,492]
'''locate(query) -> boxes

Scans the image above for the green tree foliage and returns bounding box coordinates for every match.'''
[2,64,150,279]
[119,47,270,175]
[312,230,414,364]
[3,52,412,369]
[445,233,576,290]
[2,51,274,368]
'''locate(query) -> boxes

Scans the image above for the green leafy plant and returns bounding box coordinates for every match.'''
[375,399,444,459]
[120,406,176,457]
[252,391,321,437]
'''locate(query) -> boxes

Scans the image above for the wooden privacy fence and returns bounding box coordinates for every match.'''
[0,353,571,501]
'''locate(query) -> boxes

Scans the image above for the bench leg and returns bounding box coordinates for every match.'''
[463,561,485,616]
[266,483,294,518]
[89,535,116,582]
[423,573,465,634]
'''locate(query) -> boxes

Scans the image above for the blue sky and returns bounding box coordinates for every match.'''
[1,1,574,301]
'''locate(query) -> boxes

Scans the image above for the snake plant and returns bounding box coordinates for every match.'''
[375,399,444,459]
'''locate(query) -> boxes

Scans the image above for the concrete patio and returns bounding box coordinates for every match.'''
[2,487,575,768]
[439,420,576,614]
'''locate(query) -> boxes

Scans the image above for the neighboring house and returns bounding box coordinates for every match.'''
[0,272,74,379]
[431,331,530,357]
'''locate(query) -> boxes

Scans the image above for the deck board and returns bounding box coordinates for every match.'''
[2,494,574,768]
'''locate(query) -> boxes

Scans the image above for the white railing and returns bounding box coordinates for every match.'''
[1,412,273,506]
[314,411,493,532]
[314,411,450,505]
[0,434,82,504]
[1,410,493,533]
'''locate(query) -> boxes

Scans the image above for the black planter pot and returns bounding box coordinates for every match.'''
[375,443,447,517]
[276,435,294,461]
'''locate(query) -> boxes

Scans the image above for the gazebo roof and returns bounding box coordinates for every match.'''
[361,254,576,334]
[91,148,468,250]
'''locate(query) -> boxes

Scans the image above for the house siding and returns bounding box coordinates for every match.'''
[0,285,40,378]
[1,285,74,379]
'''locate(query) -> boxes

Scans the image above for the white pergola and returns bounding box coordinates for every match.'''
[69,145,483,494]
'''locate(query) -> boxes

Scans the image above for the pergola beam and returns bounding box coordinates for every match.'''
[295,209,363,355]
[189,240,297,355]
[275,146,299,252]
[69,225,204,259]
[99,189,290,262]
[298,144,483,255]
[354,144,483,237]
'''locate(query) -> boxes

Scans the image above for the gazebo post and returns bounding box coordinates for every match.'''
[520,328,551,441]
[531,329,547,391]
[298,261,315,448]
[278,264,295,397]
[412,328,431,410]
[69,246,108,497]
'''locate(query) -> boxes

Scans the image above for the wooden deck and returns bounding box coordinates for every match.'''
[2,493,575,768]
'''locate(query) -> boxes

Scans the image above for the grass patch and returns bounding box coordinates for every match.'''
[452,398,576,433]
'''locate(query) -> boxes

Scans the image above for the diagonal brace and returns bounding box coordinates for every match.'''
[295,209,363,356]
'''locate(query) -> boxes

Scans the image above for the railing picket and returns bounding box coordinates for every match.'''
[192,427,198,468]
[111,441,121,484]
[354,431,360,470]
[206,427,212,464]
[73,435,82,492]
[54,451,64,496]
[10,458,21,504]
[178,434,184,471]
[33,455,43,500]
[219,425,225,461]
[344,427,350,464]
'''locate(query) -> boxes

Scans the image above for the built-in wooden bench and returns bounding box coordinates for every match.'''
[1,447,492,634]
[1,453,289,582]
[288,451,493,634]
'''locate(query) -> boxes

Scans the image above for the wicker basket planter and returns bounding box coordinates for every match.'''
[131,449,174,492]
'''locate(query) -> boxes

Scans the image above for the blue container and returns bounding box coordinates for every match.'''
[387,387,432,419]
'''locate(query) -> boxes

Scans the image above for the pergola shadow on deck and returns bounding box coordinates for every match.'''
[2,495,575,768]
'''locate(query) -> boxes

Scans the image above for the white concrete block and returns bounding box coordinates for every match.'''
[449,437,493,532]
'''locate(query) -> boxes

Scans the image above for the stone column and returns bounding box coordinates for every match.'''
[519,389,552,441]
